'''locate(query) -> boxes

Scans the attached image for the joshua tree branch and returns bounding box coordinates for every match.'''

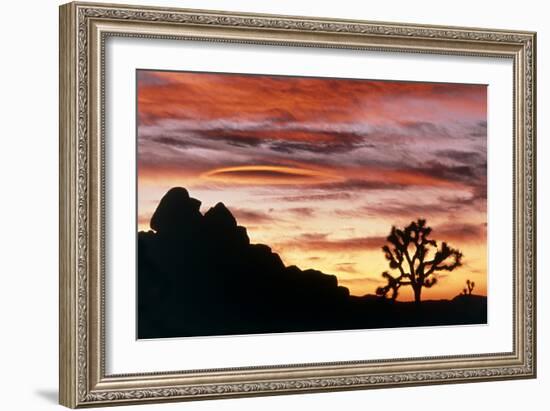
[376,219,463,304]
[383,244,408,279]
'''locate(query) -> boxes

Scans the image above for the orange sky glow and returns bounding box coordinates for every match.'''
[137,70,487,301]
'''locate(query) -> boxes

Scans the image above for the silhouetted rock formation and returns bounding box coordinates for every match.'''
[138,187,487,339]
[150,187,202,235]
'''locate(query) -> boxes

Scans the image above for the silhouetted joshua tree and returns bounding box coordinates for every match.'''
[462,279,475,296]
[376,219,463,304]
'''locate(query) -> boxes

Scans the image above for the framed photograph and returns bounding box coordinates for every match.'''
[59,1,536,408]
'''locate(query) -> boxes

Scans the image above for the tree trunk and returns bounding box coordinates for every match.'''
[413,286,422,304]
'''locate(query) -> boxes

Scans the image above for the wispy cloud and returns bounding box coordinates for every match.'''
[137,70,487,299]
[231,207,275,224]
[278,232,387,252]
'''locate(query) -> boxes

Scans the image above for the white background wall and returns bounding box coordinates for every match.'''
[0,0,546,410]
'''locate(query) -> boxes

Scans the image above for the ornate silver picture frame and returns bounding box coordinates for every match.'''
[59,1,536,408]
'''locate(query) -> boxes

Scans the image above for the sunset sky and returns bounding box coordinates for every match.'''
[137,70,487,301]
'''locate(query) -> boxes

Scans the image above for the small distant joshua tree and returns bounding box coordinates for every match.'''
[462,279,475,296]
[376,219,463,304]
